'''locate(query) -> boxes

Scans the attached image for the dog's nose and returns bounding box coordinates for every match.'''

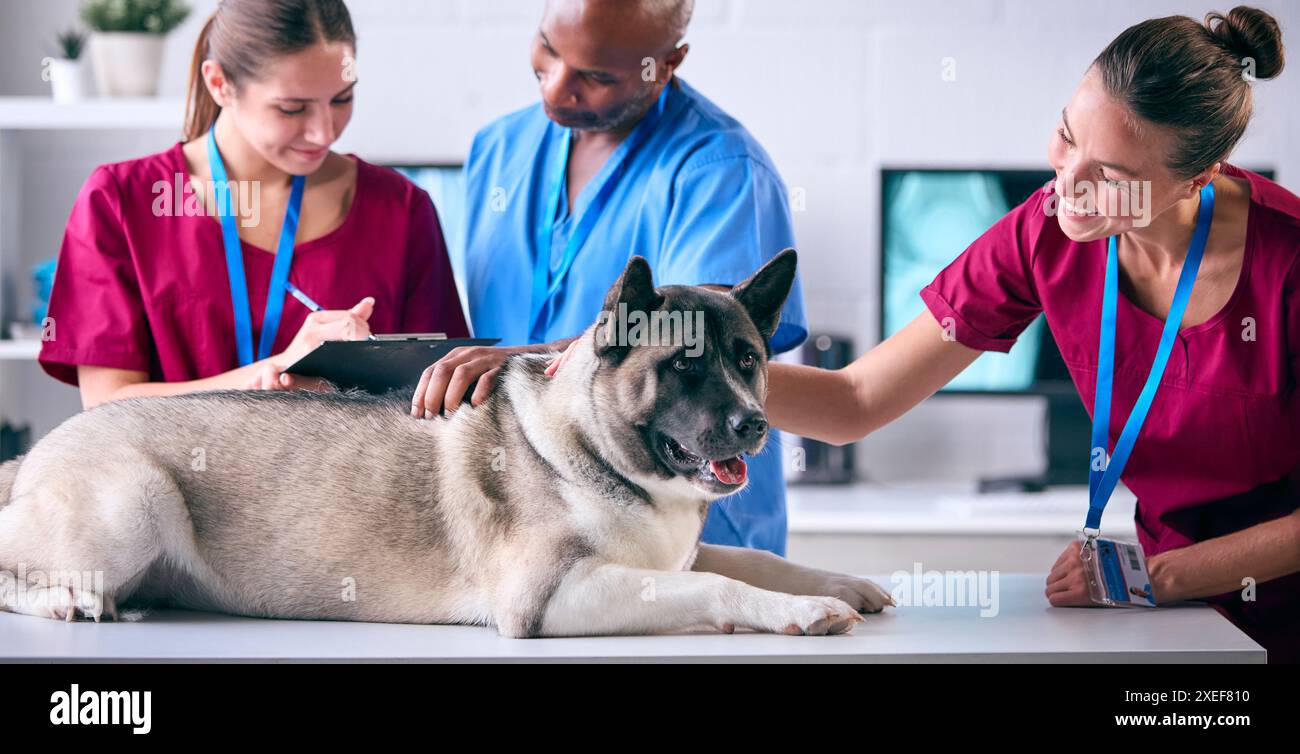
[728,410,767,441]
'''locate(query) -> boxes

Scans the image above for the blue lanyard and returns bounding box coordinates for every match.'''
[1086,181,1215,534]
[528,84,671,343]
[206,126,306,366]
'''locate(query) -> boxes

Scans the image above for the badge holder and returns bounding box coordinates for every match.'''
[1078,529,1157,608]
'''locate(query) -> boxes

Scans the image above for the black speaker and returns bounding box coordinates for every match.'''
[1,420,31,463]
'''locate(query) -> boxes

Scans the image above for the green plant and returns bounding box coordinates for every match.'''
[79,0,191,34]
[55,28,87,60]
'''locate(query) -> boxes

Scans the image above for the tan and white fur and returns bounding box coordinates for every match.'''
[0,251,892,636]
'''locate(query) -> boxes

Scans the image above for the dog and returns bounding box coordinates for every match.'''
[0,249,892,637]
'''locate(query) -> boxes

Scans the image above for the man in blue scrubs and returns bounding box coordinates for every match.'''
[413,0,807,556]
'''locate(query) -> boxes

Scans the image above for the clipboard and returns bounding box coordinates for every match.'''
[284,334,500,393]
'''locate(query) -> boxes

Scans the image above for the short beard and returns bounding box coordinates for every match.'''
[570,84,657,133]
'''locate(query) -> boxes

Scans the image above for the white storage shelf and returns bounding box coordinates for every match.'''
[0,340,40,360]
[0,97,180,375]
[0,98,184,440]
[0,96,184,130]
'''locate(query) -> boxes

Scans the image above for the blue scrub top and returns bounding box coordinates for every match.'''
[462,77,807,556]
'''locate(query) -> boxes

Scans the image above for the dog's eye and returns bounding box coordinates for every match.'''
[672,357,691,372]
[739,352,757,370]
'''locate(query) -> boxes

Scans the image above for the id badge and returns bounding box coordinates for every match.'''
[1079,533,1157,607]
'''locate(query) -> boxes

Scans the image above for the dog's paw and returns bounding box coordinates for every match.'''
[812,574,897,614]
[12,585,118,623]
[746,594,864,636]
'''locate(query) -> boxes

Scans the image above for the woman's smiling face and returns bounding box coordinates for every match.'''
[1047,67,1204,242]
[208,41,356,175]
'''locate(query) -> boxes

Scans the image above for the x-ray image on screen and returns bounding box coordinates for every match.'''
[881,170,1045,392]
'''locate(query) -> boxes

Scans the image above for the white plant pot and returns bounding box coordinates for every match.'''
[48,58,88,103]
[89,32,165,97]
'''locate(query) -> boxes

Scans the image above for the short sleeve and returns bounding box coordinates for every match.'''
[654,154,807,354]
[402,188,470,338]
[38,166,155,386]
[919,188,1046,353]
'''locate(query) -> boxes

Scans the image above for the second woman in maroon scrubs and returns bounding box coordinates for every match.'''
[757,7,1299,662]
[40,0,468,408]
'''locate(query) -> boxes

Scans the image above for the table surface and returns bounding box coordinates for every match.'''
[0,574,1264,663]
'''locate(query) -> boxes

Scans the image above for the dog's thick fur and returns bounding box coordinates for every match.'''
[0,251,890,636]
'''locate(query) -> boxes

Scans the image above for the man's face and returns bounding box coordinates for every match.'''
[530,1,675,132]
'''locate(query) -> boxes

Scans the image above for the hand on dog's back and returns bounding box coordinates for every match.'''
[409,345,522,419]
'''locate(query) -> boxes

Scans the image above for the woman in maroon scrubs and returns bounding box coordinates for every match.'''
[40,0,468,408]
[763,8,1298,661]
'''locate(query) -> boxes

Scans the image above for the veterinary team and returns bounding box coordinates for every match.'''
[35,0,1300,663]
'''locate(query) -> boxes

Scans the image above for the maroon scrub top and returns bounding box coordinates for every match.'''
[923,164,1300,663]
[40,142,470,385]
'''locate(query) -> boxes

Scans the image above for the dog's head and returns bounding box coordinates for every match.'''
[586,249,798,499]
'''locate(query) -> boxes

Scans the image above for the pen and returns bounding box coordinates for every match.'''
[284,281,378,340]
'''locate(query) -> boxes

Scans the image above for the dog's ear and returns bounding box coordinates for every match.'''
[595,256,664,359]
[601,255,661,314]
[730,248,797,342]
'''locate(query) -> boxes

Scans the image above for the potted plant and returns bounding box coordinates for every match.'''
[80,0,190,97]
[46,29,88,103]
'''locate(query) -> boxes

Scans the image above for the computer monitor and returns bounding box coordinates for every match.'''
[881,169,1063,394]
[879,167,1272,487]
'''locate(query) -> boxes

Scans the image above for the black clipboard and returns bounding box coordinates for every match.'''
[284,334,500,393]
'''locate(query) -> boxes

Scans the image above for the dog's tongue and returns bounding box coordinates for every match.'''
[709,457,747,486]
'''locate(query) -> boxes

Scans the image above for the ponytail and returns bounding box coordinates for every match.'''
[183,13,220,141]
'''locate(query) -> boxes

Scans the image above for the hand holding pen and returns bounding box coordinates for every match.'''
[269,283,378,371]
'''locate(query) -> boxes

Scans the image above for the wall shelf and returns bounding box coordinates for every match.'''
[0,96,183,130]
[0,340,40,360]
[0,98,183,433]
